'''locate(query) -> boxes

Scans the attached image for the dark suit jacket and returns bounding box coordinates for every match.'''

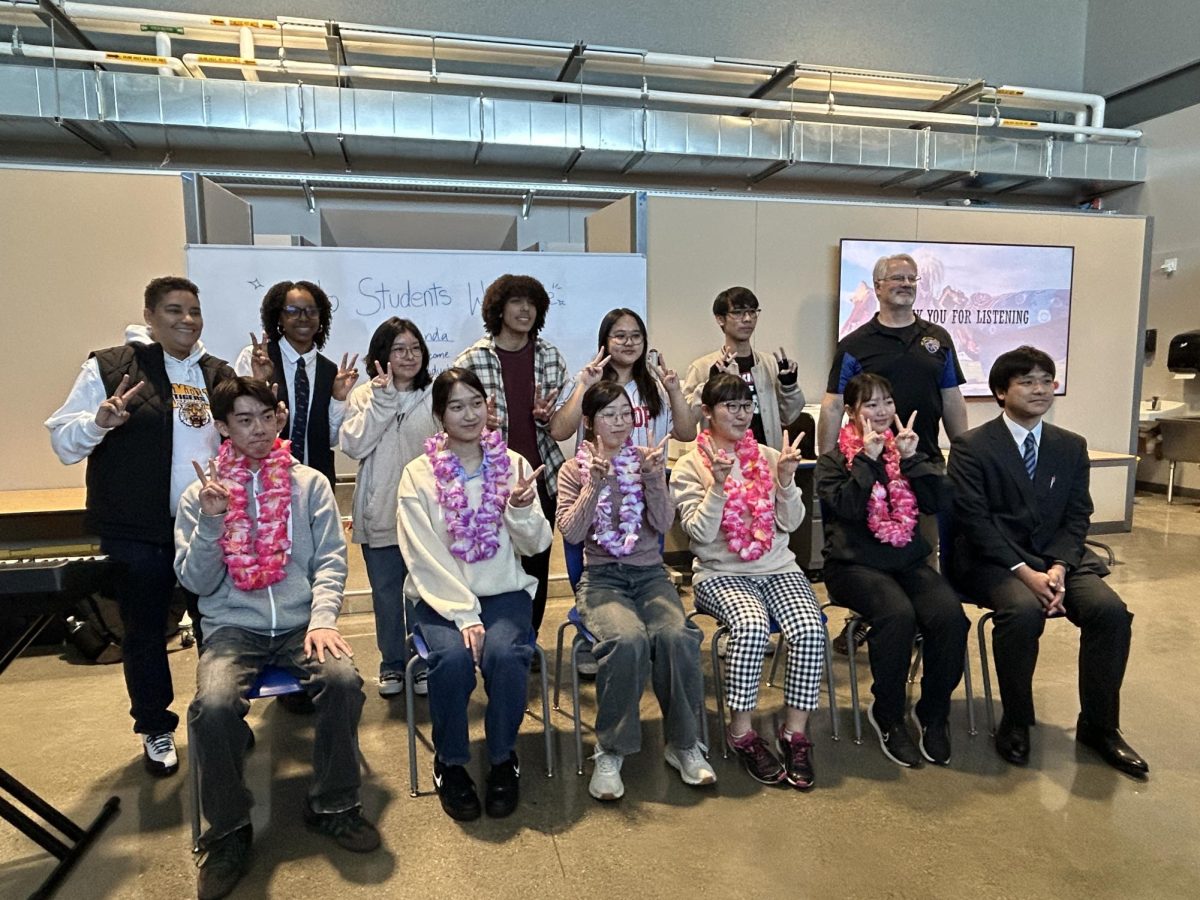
[266,339,337,487]
[947,415,1107,579]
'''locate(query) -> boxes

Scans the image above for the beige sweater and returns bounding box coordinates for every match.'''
[669,443,805,584]
[397,449,552,629]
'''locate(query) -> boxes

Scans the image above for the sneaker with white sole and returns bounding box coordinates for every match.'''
[868,702,922,768]
[142,731,178,776]
[588,747,625,800]
[377,672,404,698]
[664,743,717,786]
[413,670,429,696]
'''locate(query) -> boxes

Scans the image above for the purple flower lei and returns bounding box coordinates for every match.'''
[424,429,512,563]
[575,438,645,557]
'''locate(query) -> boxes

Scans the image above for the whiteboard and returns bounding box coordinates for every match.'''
[185,246,647,377]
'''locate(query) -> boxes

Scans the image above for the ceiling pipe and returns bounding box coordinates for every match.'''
[991,84,1107,129]
[0,41,188,76]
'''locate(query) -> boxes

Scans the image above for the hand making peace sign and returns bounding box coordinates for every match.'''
[577,350,612,391]
[638,434,671,478]
[509,464,546,508]
[648,350,680,392]
[859,414,887,460]
[772,347,798,381]
[698,439,735,488]
[248,332,274,381]
[578,440,612,481]
[892,411,919,459]
[331,352,360,401]
[95,374,145,429]
[191,458,231,517]
[370,360,395,391]
[485,395,501,431]
[531,385,562,424]
[776,428,807,485]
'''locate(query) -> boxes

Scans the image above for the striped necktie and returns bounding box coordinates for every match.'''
[1022,432,1037,480]
[292,356,309,464]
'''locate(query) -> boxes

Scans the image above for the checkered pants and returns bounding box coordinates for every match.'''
[693,572,825,712]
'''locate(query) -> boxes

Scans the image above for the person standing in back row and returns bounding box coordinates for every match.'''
[235,280,360,487]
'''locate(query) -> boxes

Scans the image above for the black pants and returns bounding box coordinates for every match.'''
[824,561,969,725]
[100,537,180,735]
[519,478,557,632]
[971,563,1131,729]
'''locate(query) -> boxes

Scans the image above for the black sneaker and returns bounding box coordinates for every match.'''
[303,804,381,853]
[867,703,922,768]
[433,758,481,822]
[727,729,786,785]
[911,708,951,766]
[777,725,816,790]
[484,752,521,818]
[833,619,870,656]
[197,824,252,900]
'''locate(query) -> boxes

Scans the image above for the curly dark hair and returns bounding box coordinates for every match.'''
[364,318,432,390]
[144,275,199,310]
[260,280,332,349]
[481,274,550,337]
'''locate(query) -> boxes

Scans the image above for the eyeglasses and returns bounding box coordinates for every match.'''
[608,332,645,345]
[596,410,634,423]
[881,274,921,284]
[724,308,760,320]
[390,344,422,358]
[282,305,321,319]
[717,401,754,415]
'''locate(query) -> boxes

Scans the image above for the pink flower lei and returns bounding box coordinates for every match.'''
[424,429,512,563]
[575,438,645,557]
[697,429,775,561]
[217,437,294,591]
[837,423,919,547]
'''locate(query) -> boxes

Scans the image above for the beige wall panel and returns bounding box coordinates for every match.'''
[754,201,919,404]
[0,168,186,491]
[645,197,757,381]
[585,195,635,253]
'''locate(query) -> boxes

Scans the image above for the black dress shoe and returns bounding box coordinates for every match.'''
[1076,719,1149,777]
[994,717,1030,766]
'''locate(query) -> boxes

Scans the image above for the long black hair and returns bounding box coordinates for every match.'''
[364,318,432,390]
[597,308,662,420]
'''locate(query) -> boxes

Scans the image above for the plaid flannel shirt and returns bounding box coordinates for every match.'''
[455,334,569,498]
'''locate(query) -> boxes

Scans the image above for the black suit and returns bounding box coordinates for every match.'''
[947,415,1131,730]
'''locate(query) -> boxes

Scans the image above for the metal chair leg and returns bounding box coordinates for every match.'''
[405,651,420,797]
[766,634,784,687]
[846,616,864,744]
[553,620,571,710]
[534,644,554,777]
[908,638,924,684]
[188,716,202,851]
[571,640,585,775]
[1168,460,1177,504]
[962,640,977,736]
[977,612,997,736]
[712,625,729,758]
[822,616,840,742]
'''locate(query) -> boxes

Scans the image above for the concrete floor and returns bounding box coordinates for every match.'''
[1,492,1197,899]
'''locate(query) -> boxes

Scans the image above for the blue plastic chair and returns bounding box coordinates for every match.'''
[404,627,553,797]
[554,538,710,775]
[189,664,306,850]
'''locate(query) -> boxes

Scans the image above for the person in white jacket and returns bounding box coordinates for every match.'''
[397,368,551,823]
[44,276,234,778]
[339,317,438,698]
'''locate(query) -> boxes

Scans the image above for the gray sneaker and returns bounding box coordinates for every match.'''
[377,672,404,698]
[589,747,625,800]
[868,703,922,768]
[664,743,717,786]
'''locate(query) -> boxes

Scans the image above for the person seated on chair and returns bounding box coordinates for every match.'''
[816,373,969,768]
[670,373,824,790]
[557,381,714,801]
[175,376,378,900]
[947,346,1148,777]
[396,367,552,822]
[340,317,439,700]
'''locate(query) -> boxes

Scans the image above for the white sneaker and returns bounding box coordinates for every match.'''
[378,672,404,697]
[142,732,178,776]
[588,747,625,800]
[413,670,429,696]
[664,743,717,786]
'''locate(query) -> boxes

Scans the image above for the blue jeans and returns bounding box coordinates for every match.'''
[412,591,533,767]
[576,563,704,755]
[188,625,365,845]
[100,537,179,735]
[361,544,414,676]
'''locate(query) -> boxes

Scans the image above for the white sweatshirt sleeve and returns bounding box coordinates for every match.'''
[44,358,113,465]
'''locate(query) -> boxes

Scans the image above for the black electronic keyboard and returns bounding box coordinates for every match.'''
[0,555,113,602]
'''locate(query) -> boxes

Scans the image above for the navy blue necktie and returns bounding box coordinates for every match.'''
[292,357,309,464]
[1022,432,1037,480]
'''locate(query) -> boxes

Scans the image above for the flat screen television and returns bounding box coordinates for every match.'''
[837,239,1074,397]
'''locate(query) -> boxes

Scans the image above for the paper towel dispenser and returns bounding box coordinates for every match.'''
[1168,331,1200,374]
